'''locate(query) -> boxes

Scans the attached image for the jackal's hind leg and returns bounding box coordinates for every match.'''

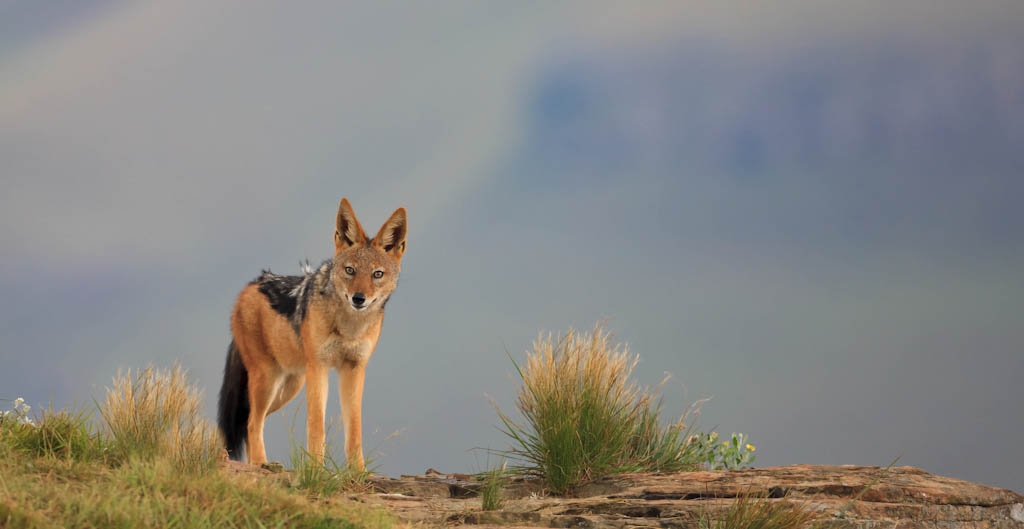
[246,370,282,466]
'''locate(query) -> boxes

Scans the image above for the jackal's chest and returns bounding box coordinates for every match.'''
[315,334,375,366]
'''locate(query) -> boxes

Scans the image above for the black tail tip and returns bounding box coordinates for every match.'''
[217,340,249,462]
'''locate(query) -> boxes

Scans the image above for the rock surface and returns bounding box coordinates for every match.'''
[354,465,1024,529]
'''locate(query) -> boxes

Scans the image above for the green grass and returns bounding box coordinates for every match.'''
[286,412,376,498]
[2,403,107,462]
[0,365,392,529]
[0,444,391,529]
[495,323,704,494]
[290,445,373,498]
[478,461,508,511]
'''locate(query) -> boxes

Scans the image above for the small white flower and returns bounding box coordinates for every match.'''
[13,397,24,407]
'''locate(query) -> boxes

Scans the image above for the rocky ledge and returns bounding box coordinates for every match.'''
[357,465,1024,529]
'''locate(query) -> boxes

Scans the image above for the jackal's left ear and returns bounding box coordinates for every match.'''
[373,207,407,260]
[335,197,369,252]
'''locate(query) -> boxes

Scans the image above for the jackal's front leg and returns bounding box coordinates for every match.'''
[305,362,330,462]
[338,361,366,470]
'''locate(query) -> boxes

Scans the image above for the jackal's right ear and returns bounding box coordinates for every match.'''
[335,197,368,251]
[373,207,407,260]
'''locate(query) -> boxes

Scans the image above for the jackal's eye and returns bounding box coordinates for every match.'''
[344,266,355,275]
[372,270,384,279]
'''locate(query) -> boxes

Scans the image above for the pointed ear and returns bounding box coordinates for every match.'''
[373,207,407,260]
[335,197,368,252]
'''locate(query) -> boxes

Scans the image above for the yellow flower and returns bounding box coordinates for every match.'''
[746,444,756,452]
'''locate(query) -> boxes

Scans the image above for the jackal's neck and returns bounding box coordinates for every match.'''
[328,304,383,340]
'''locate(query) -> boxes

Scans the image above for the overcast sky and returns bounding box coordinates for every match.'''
[1,1,1022,492]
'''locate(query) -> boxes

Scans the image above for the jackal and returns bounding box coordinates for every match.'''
[217,198,407,469]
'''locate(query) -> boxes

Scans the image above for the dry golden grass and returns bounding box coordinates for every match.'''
[99,364,219,474]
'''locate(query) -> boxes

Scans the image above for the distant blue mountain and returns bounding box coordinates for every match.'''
[485,36,1024,252]
[524,37,1023,175]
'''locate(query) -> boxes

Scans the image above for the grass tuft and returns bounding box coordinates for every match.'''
[98,364,220,474]
[479,461,508,511]
[169,413,221,475]
[291,445,374,497]
[1,403,107,461]
[495,323,704,494]
[701,491,818,529]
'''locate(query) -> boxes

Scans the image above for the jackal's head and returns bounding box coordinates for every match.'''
[331,198,407,312]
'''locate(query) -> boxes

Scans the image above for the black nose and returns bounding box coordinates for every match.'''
[352,293,366,306]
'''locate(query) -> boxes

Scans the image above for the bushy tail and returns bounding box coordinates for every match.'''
[217,340,249,461]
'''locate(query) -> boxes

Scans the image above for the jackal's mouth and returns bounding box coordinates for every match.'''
[345,294,372,311]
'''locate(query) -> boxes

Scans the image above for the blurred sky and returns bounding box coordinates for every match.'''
[1,1,1022,491]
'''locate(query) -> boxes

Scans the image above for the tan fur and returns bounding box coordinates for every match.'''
[230,198,406,468]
